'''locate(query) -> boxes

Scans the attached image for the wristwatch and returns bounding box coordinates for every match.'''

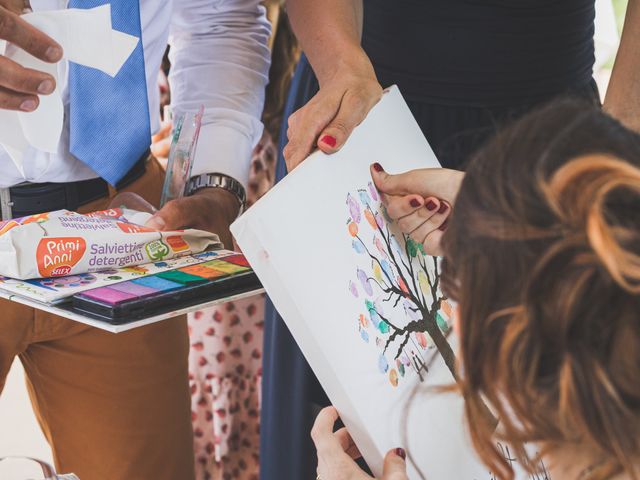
[185,173,247,216]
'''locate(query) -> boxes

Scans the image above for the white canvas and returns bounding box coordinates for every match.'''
[231,87,546,479]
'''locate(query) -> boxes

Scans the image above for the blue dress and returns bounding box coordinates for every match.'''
[260,1,599,477]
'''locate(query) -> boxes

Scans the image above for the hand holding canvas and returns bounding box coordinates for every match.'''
[146,187,239,250]
[312,407,408,480]
[0,0,62,111]
[371,164,464,256]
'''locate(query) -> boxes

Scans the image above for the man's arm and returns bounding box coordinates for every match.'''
[283,0,382,170]
[146,0,271,247]
[604,0,640,131]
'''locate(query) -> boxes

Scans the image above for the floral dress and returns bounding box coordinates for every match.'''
[188,131,276,480]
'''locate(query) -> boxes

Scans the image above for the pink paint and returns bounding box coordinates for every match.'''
[81,287,137,305]
[109,281,158,297]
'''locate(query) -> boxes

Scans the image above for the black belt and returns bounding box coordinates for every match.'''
[1,150,150,221]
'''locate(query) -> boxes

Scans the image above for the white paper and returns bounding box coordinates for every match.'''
[232,87,547,479]
[0,5,139,169]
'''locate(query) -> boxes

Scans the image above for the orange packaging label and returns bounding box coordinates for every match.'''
[0,220,20,236]
[116,222,155,234]
[166,235,189,252]
[85,208,123,219]
[36,237,87,277]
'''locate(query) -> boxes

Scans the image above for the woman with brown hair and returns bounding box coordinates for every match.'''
[311,100,640,480]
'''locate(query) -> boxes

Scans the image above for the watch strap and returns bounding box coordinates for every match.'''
[186,173,247,215]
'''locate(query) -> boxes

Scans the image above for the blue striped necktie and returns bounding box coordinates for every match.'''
[68,0,151,186]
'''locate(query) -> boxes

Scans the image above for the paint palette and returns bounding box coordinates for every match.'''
[72,254,260,324]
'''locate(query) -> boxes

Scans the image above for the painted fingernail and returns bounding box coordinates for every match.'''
[372,162,384,172]
[20,99,37,112]
[438,203,448,214]
[38,79,54,94]
[439,219,449,231]
[320,135,337,148]
[426,200,437,211]
[45,46,63,62]
[395,448,406,460]
[410,198,421,208]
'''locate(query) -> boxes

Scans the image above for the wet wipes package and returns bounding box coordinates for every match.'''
[0,208,222,280]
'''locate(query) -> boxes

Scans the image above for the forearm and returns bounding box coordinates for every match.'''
[604,0,640,131]
[286,0,371,86]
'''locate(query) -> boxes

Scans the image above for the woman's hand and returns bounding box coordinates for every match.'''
[312,406,408,480]
[370,164,464,256]
[283,52,382,172]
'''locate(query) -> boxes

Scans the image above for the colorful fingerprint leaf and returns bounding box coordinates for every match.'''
[358,190,371,206]
[378,354,389,373]
[436,312,450,332]
[378,320,390,334]
[364,209,378,230]
[397,361,406,377]
[389,368,399,387]
[380,259,394,279]
[375,212,384,230]
[349,280,359,298]
[352,238,365,254]
[368,181,379,201]
[415,332,428,349]
[418,270,432,298]
[360,329,370,343]
[357,268,373,296]
[370,308,382,329]
[359,313,369,328]
[398,276,410,294]
[347,194,361,223]
[373,262,384,283]
[374,237,388,258]
[406,238,419,258]
[348,222,359,237]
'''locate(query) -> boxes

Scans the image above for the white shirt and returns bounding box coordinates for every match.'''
[0,0,271,189]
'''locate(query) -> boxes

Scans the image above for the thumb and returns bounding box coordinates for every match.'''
[370,163,416,196]
[317,91,374,155]
[381,448,408,480]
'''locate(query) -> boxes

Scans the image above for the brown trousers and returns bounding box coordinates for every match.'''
[0,159,196,479]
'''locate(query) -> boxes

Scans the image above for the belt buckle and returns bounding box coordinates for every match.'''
[0,187,13,222]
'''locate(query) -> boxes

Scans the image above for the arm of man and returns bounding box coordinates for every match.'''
[604,0,640,131]
[0,0,61,111]
[283,0,382,171]
[147,0,271,248]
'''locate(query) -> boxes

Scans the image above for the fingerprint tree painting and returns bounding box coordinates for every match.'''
[347,182,457,387]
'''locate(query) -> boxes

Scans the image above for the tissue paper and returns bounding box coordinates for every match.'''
[0,5,139,171]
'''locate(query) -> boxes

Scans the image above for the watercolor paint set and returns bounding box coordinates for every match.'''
[71,254,259,324]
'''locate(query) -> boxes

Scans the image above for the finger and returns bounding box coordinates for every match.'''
[371,164,454,199]
[386,195,439,222]
[398,200,444,238]
[0,55,56,95]
[381,448,408,480]
[334,427,362,460]
[0,84,38,111]
[285,92,343,171]
[310,406,341,454]
[145,198,197,231]
[0,8,63,62]
[316,87,381,154]
[409,202,451,256]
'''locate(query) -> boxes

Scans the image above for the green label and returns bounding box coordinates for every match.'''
[146,240,170,261]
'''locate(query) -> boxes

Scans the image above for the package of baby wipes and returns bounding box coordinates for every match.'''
[0,208,222,280]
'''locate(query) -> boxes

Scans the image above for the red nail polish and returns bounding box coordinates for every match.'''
[372,162,384,172]
[410,198,421,208]
[439,219,449,231]
[395,448,406,460]
[426,200,437,211]
[438,203,448,214]
[320,135,337,148]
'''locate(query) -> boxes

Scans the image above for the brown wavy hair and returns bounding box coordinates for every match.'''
[441,100,640,480]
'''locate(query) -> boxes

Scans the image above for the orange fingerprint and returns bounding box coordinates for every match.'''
[365,209,377,229]
[348,222,359,237]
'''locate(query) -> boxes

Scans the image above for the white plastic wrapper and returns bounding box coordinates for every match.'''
[0,209,222,280]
